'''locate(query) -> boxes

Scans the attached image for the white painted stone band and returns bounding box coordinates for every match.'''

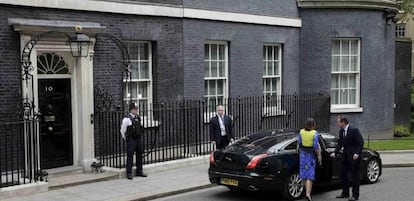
[0,0,302,27]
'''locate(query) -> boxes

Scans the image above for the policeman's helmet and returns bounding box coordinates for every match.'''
[129,102,138,111]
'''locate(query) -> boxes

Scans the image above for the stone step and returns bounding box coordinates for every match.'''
[48,171,119,190]
[45,166,84,178]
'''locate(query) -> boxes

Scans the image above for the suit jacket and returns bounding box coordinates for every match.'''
[335,126,364,159]
[209,115,234,145]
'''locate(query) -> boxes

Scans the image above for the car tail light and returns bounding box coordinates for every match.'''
[245,154,268,170]
[210,151,216,166]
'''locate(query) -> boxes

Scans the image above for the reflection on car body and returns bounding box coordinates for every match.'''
[209,130,382,200]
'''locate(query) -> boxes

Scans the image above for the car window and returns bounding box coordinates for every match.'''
[285,140,297,150]
[321,133,338,148]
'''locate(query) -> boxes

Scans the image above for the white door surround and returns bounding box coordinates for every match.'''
[18,35,96,171]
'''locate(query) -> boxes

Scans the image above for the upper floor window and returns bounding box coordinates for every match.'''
[124,42,153,113]
[331,39,361,111]
[396,23,406,37]
[263,44,282,116]
[204,42,228,114]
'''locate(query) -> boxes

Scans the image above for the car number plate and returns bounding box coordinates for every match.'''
[220,178,239,186]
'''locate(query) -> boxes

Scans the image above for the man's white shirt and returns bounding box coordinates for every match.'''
[120,113,135,140]
[218,115,226,136]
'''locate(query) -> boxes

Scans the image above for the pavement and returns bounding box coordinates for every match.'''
[2,150,414,201]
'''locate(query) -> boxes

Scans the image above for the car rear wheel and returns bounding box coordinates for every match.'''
[283,172,304,200]
[364,158,380,184]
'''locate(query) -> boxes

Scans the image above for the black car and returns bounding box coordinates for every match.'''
[209,131,382,200]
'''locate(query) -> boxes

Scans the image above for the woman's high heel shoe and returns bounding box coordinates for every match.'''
[305,195,312,201]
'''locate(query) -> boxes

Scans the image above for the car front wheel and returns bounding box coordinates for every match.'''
[364,158,380,184]
[283,172,304,200]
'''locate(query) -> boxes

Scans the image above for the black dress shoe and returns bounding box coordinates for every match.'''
[336,194,349,199]
[136,172,147,177]
[127,174,133,180]
[348,197,358,201]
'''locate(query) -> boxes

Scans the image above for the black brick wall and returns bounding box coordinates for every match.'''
[300,9,396,137]
[182,19,301,99]
[0,4,184,117]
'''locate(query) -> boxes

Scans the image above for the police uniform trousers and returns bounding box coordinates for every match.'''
[126,135,143,176]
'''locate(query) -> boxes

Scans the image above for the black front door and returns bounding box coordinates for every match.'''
[38,79,73,169]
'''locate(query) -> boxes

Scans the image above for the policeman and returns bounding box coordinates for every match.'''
[120,102,147,179]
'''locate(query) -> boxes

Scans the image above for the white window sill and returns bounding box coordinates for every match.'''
[330,107,363,113]
[262,107,286,117]
[141,120,160,128]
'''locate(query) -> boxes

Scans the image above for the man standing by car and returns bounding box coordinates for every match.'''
[331,116,364,201]
[120,102,147,180]
[210,105,234,149]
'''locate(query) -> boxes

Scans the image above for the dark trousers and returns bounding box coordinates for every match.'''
[126,136,143,176]
[216,135,229,149]
[341,155,361,198]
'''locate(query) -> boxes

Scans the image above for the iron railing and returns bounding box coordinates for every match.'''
[94,93,331,168]
[0,120,42,188]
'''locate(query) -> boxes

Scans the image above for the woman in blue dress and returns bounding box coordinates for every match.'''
[298,118,322,201]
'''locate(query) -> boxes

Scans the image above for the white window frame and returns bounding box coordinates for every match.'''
[204,41,229,121]
[331,38,363,113]
[396,23,406,37]
[262,44,285,117]
[123,41,158,126]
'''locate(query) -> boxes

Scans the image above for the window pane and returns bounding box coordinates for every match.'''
[350,40,358,55]
[350,56,358,71]
[274,47,279,60]
[341,40,349,55]
[263,61,267,76]
[209,80,216,95]
[205,45,209,60]
[349,74,356,88]
[267,46,273,61]
[205,61,210,77]
[267,61,273,75]
[211,62,218,77]
[204,80,210,94]
[217,96,224,106]
[128,43,139,60]
[140,62,149,79]
[340,56,350,72]
[263,46,267,60]
[332,40,340,55]
[139,43,149,60]
[340,89,348,104]
[340,75,348,89]
[124,83,129,98]
[331,89,339,104]
[272,78,278,92]
[349,89,356,104]
[139,100,148,109]
[219,45,225,60]
[219,61,225,77]
[274,61,280,75]
[331,75,339,88]
[138,82,148,98]
[130,82,138,99]
[211,44,218,60]
[264,78,271,92]
[130,63,139,79]
[217,80,224,95]
[332,56,340,72]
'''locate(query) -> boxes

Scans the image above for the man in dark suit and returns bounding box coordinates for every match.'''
[210,105,234,149]
[331,117,364,201]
